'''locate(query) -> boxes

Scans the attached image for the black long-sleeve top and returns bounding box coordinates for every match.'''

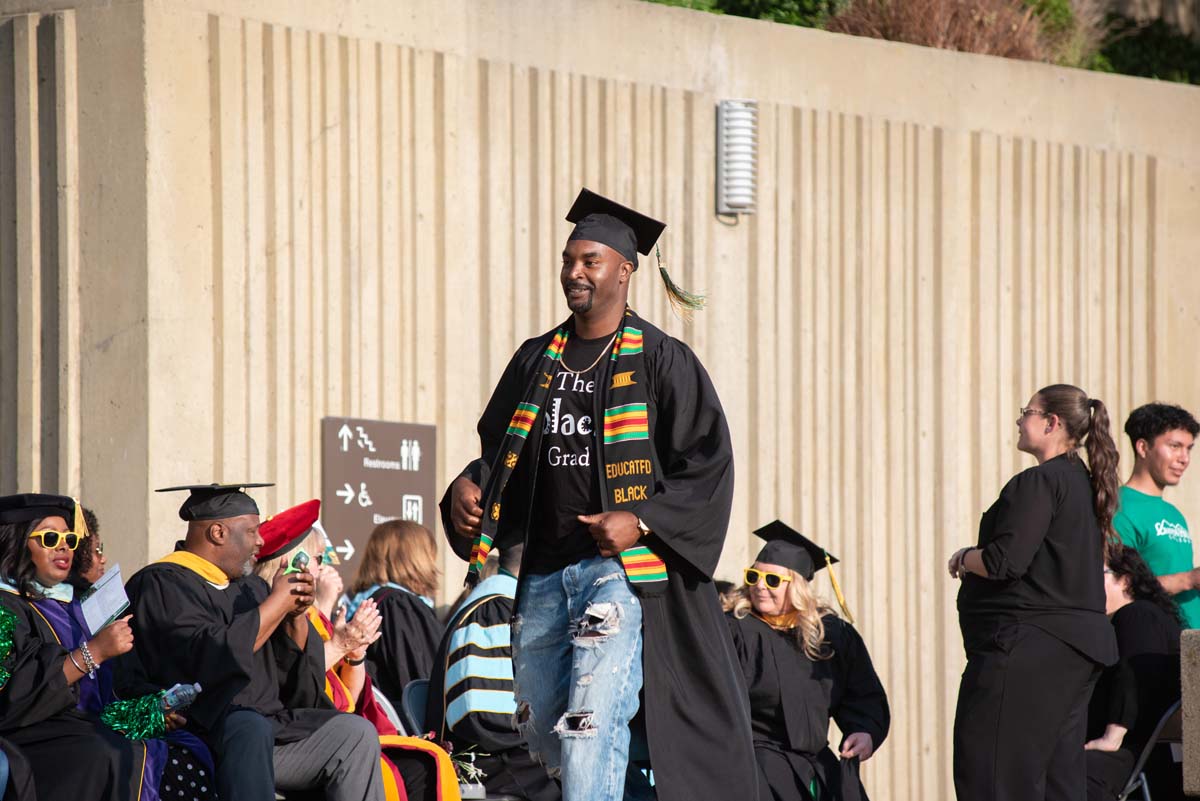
[1086,599,1181,753]
[957,453,1118,665]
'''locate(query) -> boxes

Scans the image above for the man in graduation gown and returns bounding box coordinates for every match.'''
[115,484,385,801]
[426,544,558,801]
[442,189,758,801]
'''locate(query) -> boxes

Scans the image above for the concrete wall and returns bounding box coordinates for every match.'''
[3,0,1200,796]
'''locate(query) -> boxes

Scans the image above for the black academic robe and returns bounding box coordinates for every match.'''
[116,562,338,745]
[0,592,141,801]
[440,316,758,801]
[426,579,559,801]
[1085,600,1183,801]
[0,735,35,801]
[728,612,890,801]
[360,587,443,709]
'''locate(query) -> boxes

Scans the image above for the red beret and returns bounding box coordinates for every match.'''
[257,499,321,562]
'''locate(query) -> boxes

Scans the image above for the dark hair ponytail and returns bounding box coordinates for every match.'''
[1084,398,1121,539]
[1037,384,1121,546]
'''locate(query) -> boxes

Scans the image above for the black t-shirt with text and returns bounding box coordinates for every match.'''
[525,331,614,574]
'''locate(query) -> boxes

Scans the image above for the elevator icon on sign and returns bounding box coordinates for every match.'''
[402,494,423,524]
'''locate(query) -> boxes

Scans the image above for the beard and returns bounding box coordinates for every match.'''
[239,557,256,578]
[564,281,594,313]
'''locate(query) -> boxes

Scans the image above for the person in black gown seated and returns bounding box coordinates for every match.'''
[344,520,444,707]
[0,493,140,801]
[1086,545,1184,801]
[726,520,890,801]
[949,384,1122,801]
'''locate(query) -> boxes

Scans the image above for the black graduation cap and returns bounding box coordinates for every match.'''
[752,519,855,624]
[752,519,837,581]
[0,493,79,528]
[156,482,273,522]
[566,188,666,270]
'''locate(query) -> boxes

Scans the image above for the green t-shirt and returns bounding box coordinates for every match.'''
[1114,485,1200,628]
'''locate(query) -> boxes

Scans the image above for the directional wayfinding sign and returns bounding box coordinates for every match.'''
[320,417,437,584]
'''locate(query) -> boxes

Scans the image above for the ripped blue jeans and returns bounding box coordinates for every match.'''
[512,555,652,801]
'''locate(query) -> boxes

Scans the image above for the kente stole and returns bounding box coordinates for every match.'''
[469,309,668,596]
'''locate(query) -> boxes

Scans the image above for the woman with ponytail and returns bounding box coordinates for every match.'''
[947,384,1121,801]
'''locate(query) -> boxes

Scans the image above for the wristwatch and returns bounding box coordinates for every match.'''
[636,517,652,539]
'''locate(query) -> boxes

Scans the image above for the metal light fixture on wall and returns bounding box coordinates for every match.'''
[716,99,758,216]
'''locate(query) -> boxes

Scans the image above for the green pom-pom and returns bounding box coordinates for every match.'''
[0,606,16,689]
[101,692,166,740]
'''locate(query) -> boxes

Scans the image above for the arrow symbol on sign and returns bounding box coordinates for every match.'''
[336,483,354,504]
[335,539,355,561]
[337,424,353,452]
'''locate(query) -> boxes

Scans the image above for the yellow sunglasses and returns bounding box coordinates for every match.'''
[27,499,90,551]
[28,530,82,551]
[744,567,792,589]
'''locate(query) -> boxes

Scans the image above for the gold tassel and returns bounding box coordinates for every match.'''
[74,500,90,538]
[825,552,855,625]
[655,245,705,320]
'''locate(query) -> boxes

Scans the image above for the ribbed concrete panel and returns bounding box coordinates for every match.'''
[0,11,80,498]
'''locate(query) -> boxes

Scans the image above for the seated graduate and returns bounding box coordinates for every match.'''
[345,521,444,707]
[1086,545,1184,801]
[0,493,143,801]
[5,494,216,801]
[252,500,459,801]
[426,543,560,801]
[114,482,386,801]
[725,521,890,801]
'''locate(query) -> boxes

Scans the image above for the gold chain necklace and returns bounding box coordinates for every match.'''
[560,331,618,375]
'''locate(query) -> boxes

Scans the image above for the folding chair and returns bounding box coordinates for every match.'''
[401,678,522,801]
[1118,698,1183,801]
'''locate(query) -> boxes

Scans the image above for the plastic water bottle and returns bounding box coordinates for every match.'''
[160,682,202,713]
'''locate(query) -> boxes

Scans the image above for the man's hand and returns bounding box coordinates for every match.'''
[1156,568,1200,596]
[451,477,484,538]
[270,558,315,617]
[840,732,875,760]
[164,713,187,732]
[579,511,640,557]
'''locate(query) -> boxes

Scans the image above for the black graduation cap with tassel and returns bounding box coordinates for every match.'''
[565,188,705,319]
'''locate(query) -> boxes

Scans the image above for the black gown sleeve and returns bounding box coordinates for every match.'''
[632,338,735,579]
[365,591,445,704]
[440,341,542,561]
[1101,602,1180,733]
[828,619,891,750]
[272,609,331,711]
[724,612,757,687]
[979,468,1057,580]
[446,597,522,753]
[0,596,76,730]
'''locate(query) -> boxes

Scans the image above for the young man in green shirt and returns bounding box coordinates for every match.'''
[1114,402,1200,628]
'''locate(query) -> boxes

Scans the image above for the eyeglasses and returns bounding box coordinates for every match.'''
[28,530,82,551]
[94,540,104,556]
[744,567,792,589]
[1019,407,1050,419]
